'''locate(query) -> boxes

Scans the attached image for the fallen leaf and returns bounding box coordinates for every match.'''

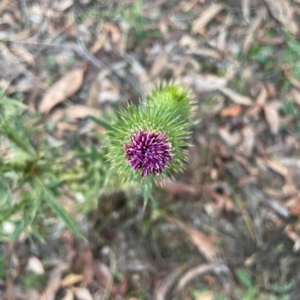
[10,45,35,66]
[61,274,84,287]
[192,4,225,35]
[263,158,288,177]
[177,263,228,291]
[90,31,107,54]
[94,263,113,290]
[74,249,94,286]
[40,263,70,300]
[242,8,266,53]
[39,66,87,114]
[189,48,222,59]
[286,195,300,216]
[283,170,297,196]
[63,105,100,120]
[182,74,227,93]
[53,0,74,11]
[284,224,300,252]
[263,104,280,134]
[264,0,298,34]
[219,125,241,146]
[218,87,253,105]
[195,291,214,300]
[157,179,199,195]
[256,86,268,106]
[290,88,300,105]
[240,126,255,156]
[103,22,121,45]
[220,104,242,117]
[154,267,184,300]
[149,51,168,79]
[27,256,44,275]
[6,78,34,95]
[73,288,93,300]
[6,276,16,300]
[284,69,300,89]
[165,215,218,262]
[56,122,78,132]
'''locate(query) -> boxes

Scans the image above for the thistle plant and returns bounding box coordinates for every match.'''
[107,83,194,192]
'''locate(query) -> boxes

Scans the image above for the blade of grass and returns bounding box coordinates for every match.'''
[88,115,113,131]
[35,177,83,238]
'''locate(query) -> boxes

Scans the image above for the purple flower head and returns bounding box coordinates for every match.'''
[124,130,173,178]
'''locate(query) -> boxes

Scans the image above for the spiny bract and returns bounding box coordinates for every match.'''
[107,83,194,181]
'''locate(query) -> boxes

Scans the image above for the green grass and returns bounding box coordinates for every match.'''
[0,92,126,241]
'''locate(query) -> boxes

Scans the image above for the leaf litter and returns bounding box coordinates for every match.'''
[2,0,300,299]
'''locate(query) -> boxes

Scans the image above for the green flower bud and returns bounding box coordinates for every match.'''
[107,83,194,183]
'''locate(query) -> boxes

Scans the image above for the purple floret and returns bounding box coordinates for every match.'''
[124,130,173,177]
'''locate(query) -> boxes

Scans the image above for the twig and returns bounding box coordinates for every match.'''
[19,0,29,29]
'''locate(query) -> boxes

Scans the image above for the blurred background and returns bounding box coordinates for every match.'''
[1,0,300,299]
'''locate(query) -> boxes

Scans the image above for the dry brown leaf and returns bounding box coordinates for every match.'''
[218,87,253,105]
[242,8,266,53]
[284,224,300,251]
[290,88,300,105]
[6,276,16,300]
[219,125,241,146]
[6,79,34,95]
[149,51,168,79]
[73,288,93,300]
[283,170,297,196]
[39,66,86,114]
[94,263,113,290]
[256,86,268,106]
[90,31,107,54]
[264,158,288,177]
[56,122,78,132]
[196,291,214,300]
[263,104,280,134]
[240,126,255,156]
[63,105,100,120]
[165,215,218,262]
[177,263,227,291]
[264,0,298,34]
[189,48,222,59]
[53,0,74,11]
[286,195,300,216]
[158,179,199,195]
[154,267,184,300]
[61,274,84,287]
[26,256,44,275]
[10,45,35,66]
[192,4,225,35]
[40,263,70,300]
[220,104,241,117]
[284,69,300,89]
[103,22,121,46]
[182,74,227,93]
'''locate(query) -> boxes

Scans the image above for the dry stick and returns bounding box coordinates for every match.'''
[18,0,29,29]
